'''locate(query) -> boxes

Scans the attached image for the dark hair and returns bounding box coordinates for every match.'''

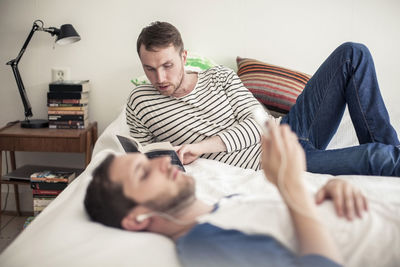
[84,154,138,229]
[136,21,184,56]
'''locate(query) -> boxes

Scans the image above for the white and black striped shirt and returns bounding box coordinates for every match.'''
[126,66,264,170]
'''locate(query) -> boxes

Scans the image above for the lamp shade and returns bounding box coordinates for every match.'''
[55,24,81,45]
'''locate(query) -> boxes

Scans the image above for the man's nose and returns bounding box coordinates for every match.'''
[156,70,166,83]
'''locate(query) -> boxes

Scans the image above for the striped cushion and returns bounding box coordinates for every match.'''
[237,57,311,114]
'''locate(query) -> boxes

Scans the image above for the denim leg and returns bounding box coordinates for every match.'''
[282,42,399,148]
[280,42,400,176]
[302,141,400,176]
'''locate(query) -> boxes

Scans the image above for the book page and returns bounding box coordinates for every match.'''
[141,142,174,153]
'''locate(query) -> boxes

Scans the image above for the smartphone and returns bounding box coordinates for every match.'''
[252,107,270,136]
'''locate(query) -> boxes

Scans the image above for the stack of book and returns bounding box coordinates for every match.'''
[47,80,90,129]
[30,170,76,215]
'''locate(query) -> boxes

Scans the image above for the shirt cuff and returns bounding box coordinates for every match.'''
[217,132,235,153]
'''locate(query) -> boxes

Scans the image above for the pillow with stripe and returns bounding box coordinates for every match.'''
[236,57,311,114]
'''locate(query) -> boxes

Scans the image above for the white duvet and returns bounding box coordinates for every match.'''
[1,108,399,267]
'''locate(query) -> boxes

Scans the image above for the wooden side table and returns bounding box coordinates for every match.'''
[0,121,98,216]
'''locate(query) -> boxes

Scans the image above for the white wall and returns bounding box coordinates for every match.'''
[0,0,400,210]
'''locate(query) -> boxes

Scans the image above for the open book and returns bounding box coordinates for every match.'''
[116,135,185,172]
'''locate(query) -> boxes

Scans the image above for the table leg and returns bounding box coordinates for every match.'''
[9,151,22,216]
[84,122,98,167]
[14,184,21,216]
[0,151,2,215]
[10,151,16,170]
[85,130,92,167]
[92,122,98,144]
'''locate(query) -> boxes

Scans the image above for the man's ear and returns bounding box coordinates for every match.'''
[121,209,151,231]
[182,49,187,65]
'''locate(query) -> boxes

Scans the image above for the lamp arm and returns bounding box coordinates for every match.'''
[43,27,60,36]
[10,63,32,118]
[6,22,42,119]
[13,22,40,65]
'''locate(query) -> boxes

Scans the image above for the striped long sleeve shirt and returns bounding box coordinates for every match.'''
[126,66,264,170]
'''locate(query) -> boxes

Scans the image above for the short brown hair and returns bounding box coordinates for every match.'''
[136,21,184,56]
[84,154,137,229]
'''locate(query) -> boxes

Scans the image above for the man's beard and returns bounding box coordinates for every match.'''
[168,68,185,96]
[143,176,195,213]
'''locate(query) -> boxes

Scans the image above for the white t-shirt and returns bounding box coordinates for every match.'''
[196,194,400,267]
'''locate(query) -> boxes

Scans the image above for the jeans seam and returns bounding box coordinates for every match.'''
[307,59,349,148]
[351,64,375,142]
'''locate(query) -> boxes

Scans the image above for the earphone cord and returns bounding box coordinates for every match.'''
[150,211,195,226]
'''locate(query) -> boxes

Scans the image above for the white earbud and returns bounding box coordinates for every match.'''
[136,213,154,222]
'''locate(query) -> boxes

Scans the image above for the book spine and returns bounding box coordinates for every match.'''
[31,182,68,191]
[48,99,88,104]
[34,206,46,212]
[47,92,88,99]
[49,84,84,92]
[48,115,86,121]
[30,177,69,182]
[32,189,62,195]
[33,198,54,206]
[48,81,89,92]
[49,120,87,126]
[48,106,88,111]
[48,110,88,115]
[48,124,86,129]
[30,176,69,182]
[33,194,57,200]
[48,103,88,107]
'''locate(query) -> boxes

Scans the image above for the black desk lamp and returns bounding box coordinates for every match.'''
[6,20,81,128]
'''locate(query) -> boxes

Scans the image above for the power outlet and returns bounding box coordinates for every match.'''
[51,68,70,82]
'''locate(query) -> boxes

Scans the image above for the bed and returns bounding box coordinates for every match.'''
[1,105,399,267]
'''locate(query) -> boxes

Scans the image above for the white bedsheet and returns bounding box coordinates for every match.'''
[191,159,400,267]
[1,108,399,267]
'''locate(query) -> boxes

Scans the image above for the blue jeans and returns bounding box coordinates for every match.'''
[281,42,400,176]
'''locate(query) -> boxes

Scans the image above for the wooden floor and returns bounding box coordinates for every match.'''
[0,214,28,253]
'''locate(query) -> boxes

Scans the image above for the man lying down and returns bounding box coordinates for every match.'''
[84,123,400,267]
